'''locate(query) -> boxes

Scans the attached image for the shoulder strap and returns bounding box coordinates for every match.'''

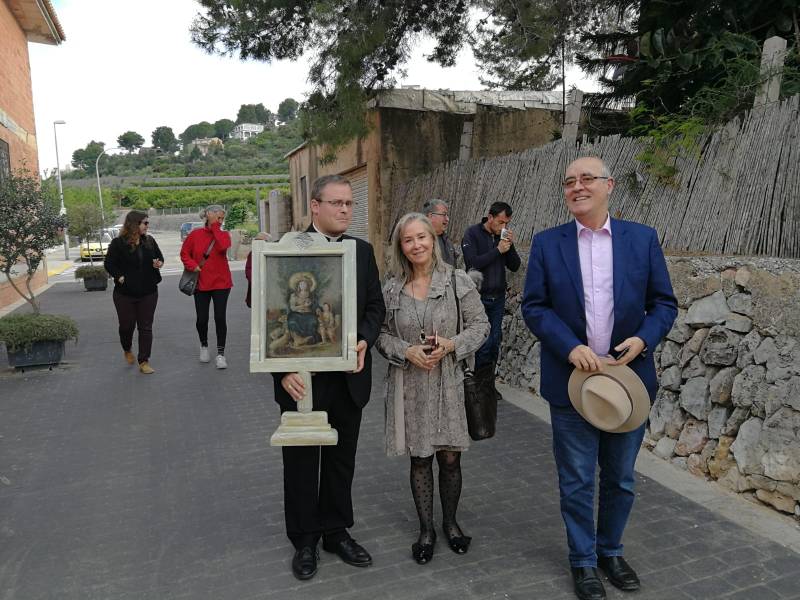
[198,239,216,268]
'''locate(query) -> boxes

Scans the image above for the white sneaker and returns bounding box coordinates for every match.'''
[215,354,227,369]
[199,346,210,363]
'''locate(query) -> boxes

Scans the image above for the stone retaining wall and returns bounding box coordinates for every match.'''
[498,256,800,519]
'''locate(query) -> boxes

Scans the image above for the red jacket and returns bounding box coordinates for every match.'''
[180,223,233,291]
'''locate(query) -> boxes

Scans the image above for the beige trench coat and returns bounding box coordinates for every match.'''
[376,266,490,456]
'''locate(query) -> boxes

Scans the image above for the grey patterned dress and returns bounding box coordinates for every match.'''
[376,266,490,457]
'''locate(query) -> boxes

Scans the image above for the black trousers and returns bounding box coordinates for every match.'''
[112,290,158,363]
[193,288,230,350]
[277,373,363,550]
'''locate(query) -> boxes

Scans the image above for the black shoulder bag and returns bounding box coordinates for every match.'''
[178,239,215,296]
[451,271,496,441]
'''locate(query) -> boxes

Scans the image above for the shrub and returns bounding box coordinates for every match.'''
[74,265,109,279]
[0,314,79,352]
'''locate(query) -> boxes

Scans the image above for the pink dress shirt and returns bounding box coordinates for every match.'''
[576,216,614,356]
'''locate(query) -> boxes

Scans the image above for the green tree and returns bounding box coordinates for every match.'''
[67,202,105,263]
[71,140,105,171]
[277,97,299,122]
[180,121,216,145]
[191,1,618,148]
[151,126,179,153]
[236,103,270,124]
[224,200,249,230]
[0,171,65,313]
[117,131,145,153]
[213,118,236,138]
[577,0,800,123]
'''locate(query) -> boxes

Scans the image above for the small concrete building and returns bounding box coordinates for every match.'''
[230,123,264,141]
[186,137,224,156]
[285,88,567,266]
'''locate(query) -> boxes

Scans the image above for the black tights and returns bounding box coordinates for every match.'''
[409,451,464,545]
[194,288,230,354]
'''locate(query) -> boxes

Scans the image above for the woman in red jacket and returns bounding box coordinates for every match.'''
[180,205,233,369]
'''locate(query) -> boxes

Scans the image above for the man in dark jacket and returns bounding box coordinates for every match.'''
[423,198,461,268]
[273,174,386,581]
[461,201,521,396]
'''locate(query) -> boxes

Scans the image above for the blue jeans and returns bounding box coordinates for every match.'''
[549,404,645,568]
[475,295,505,370]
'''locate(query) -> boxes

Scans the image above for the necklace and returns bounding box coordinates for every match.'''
[410,278,431,343]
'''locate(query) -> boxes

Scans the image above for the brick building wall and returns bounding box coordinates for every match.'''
[0,0,39,175]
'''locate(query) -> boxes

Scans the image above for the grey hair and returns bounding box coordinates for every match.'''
[388,212,445,281]
[421,198,449,215]
[311,174,351,201]
[200,204,225,222]
[570,156,612,178]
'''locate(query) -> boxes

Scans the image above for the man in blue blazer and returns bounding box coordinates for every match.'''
[522,157,677,600]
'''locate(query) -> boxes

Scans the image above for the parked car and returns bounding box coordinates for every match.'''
[79,240,108,262]
[180,221,204,241]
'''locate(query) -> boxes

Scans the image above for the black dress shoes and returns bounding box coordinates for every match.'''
[291,546,318,581]
[571,567,607,600]
[598,556,640,591]
[322,536,373,567]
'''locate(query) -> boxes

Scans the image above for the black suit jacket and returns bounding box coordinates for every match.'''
[272,229,386,409]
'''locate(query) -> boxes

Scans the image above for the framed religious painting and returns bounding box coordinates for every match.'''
[249,231,358,373]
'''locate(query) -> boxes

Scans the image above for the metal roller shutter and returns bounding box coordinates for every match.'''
[347,167,369,241]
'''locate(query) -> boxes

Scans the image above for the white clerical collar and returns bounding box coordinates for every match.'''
[312,222,342,242]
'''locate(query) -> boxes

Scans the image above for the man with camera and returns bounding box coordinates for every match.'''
[461,201,521,399]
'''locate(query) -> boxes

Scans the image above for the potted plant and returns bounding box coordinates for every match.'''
[0,170,79,369]
[74,264,109,291]
[0,313,78,368]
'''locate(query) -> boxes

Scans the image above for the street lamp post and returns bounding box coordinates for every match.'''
[53,120,69,259]
[95,146,123,253]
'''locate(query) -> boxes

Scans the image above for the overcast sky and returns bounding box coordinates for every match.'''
[31,0,597,176]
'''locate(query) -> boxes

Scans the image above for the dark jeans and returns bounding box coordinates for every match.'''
[278,373,362,550]
[193,288,230,350]
[549,403,646,568]
[112,289,158,363]
[475,295,505,370]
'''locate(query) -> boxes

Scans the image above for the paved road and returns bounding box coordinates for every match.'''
[1,272,799,599]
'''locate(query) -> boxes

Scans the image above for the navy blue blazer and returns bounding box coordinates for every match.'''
[521,218,677,407]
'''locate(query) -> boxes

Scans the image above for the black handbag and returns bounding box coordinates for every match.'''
[178,239,215,296]
[452,271,496,441]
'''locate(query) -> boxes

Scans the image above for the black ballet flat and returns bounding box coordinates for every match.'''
[411,534,436,565]
[444,532,472,554]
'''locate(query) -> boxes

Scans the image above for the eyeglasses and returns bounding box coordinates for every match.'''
[318,199,358,209]
[429,212,448,218]
[141,221,150,225]
[562,175,609,188]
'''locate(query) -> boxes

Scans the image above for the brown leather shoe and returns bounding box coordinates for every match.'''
[598,556,640,591]
[124,351,135,365]
[138,361,155,374]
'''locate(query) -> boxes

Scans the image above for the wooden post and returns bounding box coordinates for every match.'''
[753,36,787,108]
[562,89,583,145]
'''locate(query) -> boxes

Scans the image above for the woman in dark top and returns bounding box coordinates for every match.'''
[104,210,164,374]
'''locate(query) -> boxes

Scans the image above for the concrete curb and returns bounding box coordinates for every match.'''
[498,382,800,555]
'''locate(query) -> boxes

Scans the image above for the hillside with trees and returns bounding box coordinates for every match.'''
[63,99,304,179]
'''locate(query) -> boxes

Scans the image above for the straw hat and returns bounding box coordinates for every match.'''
[567,364,650,433]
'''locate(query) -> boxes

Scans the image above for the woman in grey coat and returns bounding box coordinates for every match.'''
[376,213,489,565]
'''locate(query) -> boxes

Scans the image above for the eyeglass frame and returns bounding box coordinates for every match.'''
[562,175,611,189]
[315,199,358,209]
[428,211,449,218]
